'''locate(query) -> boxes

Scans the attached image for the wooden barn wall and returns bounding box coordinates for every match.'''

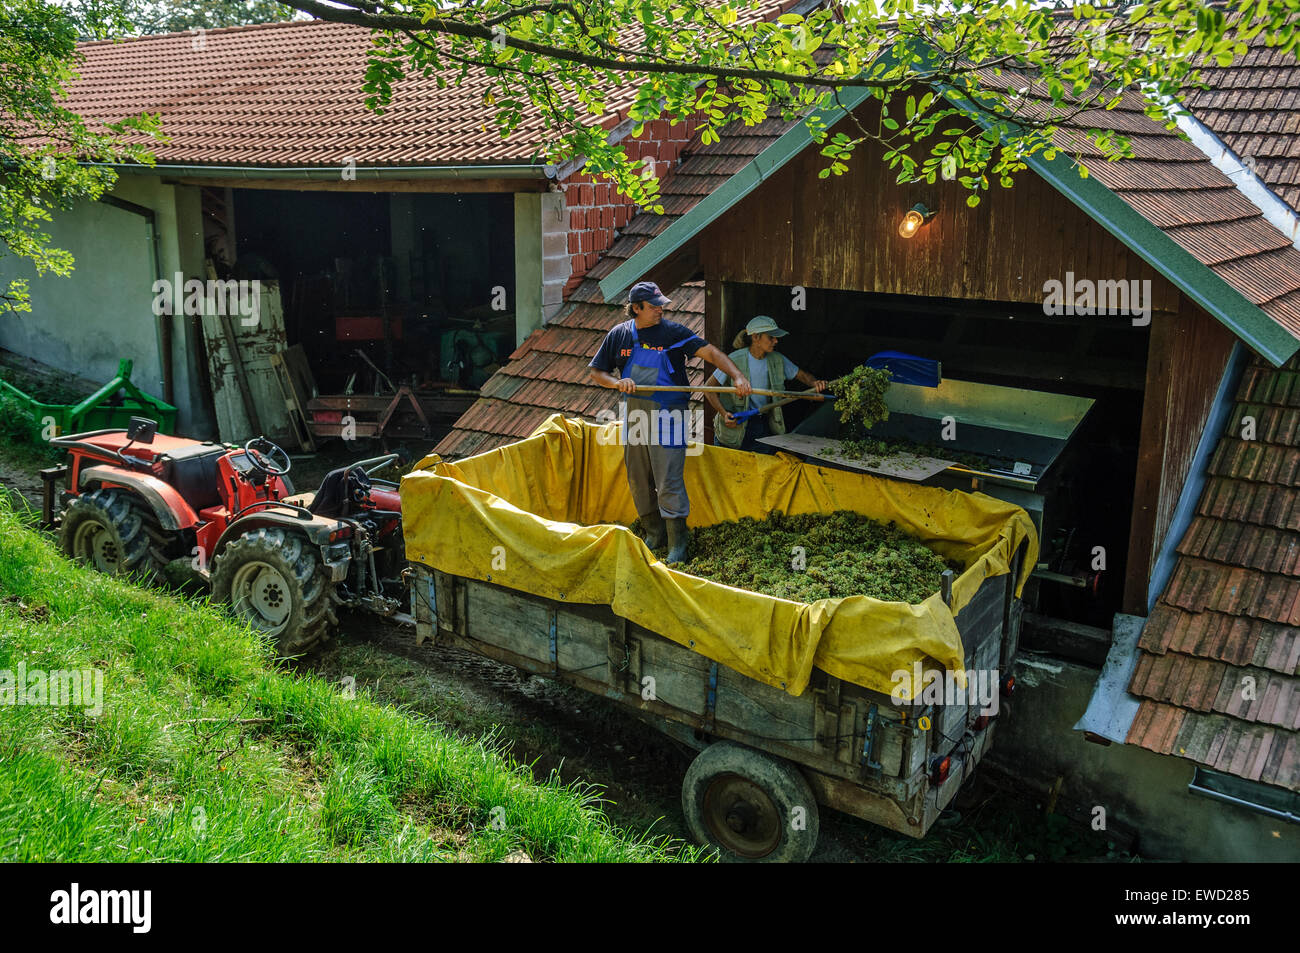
[1124,297,1237,614]
[693,105,1241,615]
[698,118,1179,311]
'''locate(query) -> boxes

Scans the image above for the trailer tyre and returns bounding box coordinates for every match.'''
[682,742,819,863]
[211,527,338,658]
[60,488,173,584]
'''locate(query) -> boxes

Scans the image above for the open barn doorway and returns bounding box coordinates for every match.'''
[719,282,1151,629]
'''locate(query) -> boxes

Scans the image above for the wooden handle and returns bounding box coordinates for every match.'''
[631,384,824,398]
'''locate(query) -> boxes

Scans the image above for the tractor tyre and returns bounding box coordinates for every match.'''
[681,741,820,863]
[210,527,338,658]
[60,488,174,585]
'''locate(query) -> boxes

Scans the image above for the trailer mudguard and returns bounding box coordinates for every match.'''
[78,464,199,531]
[401,414,1039,699]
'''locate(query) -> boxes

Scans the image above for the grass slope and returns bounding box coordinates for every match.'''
[0,499,701,863]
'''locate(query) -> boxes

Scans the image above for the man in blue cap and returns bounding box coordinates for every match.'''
[589,281,751,564]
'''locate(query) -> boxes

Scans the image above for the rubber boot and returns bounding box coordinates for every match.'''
[640,511,667,549]
[665,517,690,565]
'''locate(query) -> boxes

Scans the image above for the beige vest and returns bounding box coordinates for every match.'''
[714,349,788,449]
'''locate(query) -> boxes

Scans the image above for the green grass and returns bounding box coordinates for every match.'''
[0,498,703,862]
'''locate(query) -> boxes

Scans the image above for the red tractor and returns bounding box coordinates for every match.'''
[45,416,408,656]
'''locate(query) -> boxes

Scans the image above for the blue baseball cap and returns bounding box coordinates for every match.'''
[629,281,671,307]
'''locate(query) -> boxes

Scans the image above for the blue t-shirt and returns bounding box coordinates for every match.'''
[589,319,707,387]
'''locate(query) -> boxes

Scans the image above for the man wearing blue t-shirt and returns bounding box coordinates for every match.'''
[589,281,751,564]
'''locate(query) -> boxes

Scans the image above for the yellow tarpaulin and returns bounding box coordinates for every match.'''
[403,414,1038,698]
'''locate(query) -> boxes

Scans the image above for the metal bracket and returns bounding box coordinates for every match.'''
[703,662,719,732]
[548,609,558,674]
[861,704,884,776]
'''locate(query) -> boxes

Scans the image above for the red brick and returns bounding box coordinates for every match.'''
[580,230,594,253]
[570,254,585,274]
[600,207,614,228]
[615,206,629,228]
[655,160,671,180]
[569,210,583,230]
[596,228,612,250]
[595,183,611,204]
[567,231,580,254]
[660,141,680,163]
[586,251,599,270]
[650,120,669,140]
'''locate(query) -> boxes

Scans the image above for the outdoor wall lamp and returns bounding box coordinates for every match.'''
[898,203,936,239]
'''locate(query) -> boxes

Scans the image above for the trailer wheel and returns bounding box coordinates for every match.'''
[681,742,819,863]
[210,527,337,658]
[60,488,173,584]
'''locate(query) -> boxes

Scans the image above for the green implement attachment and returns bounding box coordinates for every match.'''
[0,358,177,436]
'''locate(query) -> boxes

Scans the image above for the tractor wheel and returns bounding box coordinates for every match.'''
[210,527,337,658]
[60,488,174,584]
[681,742,820,863]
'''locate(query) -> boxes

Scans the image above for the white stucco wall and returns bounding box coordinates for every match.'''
[0,173,212,435]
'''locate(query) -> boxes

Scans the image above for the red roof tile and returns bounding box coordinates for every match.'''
[1188,32,1300,213]
[58,7,795,168]
[1130,352,1300,792]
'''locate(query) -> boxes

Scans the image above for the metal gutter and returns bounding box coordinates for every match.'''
[97,162,554,180]
[1175,110,1300,250]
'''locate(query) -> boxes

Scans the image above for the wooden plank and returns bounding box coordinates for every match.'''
[714,663,815,753]
[464,583,552,663]
[698,100,1180,311]
[637,628,713,715]
[269,349,315,451]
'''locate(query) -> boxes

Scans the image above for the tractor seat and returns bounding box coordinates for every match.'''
[157,443,226,513]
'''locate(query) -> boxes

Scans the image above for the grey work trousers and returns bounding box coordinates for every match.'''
[623,396,689,519]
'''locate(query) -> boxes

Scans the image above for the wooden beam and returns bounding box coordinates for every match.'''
[1125,309,1174,614]
[165,176,548,194]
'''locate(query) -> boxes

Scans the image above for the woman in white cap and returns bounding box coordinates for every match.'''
[705,315,827,453]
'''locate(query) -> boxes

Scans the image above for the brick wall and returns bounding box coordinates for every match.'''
[559,118,700,298]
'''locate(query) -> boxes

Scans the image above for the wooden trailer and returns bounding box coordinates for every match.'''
[410,541,1025,862]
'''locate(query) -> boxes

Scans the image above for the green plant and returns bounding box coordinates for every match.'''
[678,509,960,604]
[830,365,893,433]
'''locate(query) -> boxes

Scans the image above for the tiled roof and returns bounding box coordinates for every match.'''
[1128,354,1300,793]
[60,9,793,168]
[433,115,802,458]
[1186,34,1300,213]
[974,70,1300,346]
[63,19,613,166]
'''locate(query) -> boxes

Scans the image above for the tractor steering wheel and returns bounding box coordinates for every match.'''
[243,437,292,477]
